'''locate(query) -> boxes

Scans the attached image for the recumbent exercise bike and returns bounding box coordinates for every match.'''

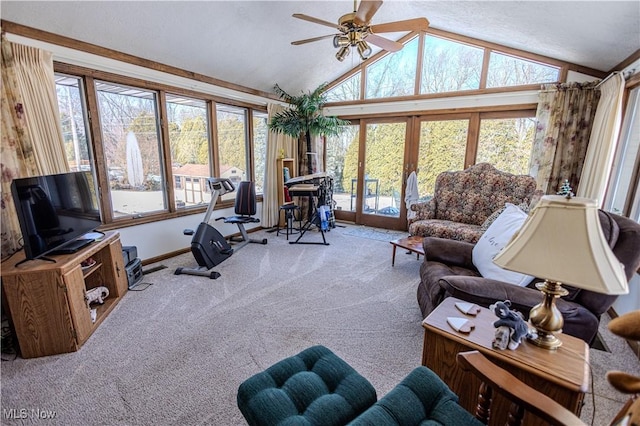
[174,178,267,279]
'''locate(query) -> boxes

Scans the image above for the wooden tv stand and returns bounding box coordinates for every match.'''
[1,231,128,358]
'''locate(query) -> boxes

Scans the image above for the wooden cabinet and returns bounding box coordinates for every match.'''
[1,231,128,358]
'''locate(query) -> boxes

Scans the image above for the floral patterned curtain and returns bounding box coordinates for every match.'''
[1,35,68,260]
[528,81,600,195]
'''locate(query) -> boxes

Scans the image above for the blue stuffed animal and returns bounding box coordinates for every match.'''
[489,300,532,350]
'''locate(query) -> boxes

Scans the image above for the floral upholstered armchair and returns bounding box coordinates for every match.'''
[408,163,541,243]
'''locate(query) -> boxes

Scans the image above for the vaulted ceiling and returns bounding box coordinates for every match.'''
[2,1,639,96]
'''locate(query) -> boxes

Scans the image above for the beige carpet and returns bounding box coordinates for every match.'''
[1,224,637,425]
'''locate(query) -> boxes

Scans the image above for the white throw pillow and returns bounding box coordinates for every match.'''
[472,203,535,287]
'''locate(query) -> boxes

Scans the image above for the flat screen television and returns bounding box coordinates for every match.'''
[11,171,102,261]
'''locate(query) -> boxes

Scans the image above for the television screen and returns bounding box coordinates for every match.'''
[11,171,102,260]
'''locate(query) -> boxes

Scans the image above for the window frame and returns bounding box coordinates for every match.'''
[54,62,267,230]
[324,28,599,104]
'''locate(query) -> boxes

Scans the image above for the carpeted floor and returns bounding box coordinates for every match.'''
[1,224,638,425]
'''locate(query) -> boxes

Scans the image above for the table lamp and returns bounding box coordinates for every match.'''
[493,193,628,350]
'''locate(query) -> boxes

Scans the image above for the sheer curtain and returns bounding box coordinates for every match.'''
[577,73,626,204]
[1,37,68,259]
[528,81,600,195]
[263,103,296,228]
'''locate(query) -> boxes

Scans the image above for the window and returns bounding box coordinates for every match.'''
[53,62,271,226]
[166,94,211,209]
[363,122,406,216]
[420,36,483,94]
[366,37,419,99]
[252,111,268,194]
[55,74,92,172]
[326,125,359,212]
[96,81,166,218]
[416,119,468,198]
[476,116,536,175]
[325,72,361,102]
[487,52,559,88]
[216,104,249,201]
[605,86,640,217]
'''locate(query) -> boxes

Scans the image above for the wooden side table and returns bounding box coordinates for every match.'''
[389,236,424,266]
[422,297,589,426]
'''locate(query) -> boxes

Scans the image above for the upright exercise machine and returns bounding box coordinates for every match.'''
[175,178,262,279]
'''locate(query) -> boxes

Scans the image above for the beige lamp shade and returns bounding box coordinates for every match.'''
[493,195,628,295]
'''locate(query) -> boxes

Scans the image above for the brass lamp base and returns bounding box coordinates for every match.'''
[528,280,569,350]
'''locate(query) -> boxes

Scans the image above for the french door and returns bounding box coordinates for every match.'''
[327,119,410,230]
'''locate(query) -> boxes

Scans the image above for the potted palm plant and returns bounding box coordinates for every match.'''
[269,83,349,175]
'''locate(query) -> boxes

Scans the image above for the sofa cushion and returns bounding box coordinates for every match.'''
[480,202,531,232]
[409,219,483,243]
[472,204,534,286]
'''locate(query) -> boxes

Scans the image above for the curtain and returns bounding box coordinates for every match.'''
[528,81,600,195]
[263,103,296,228]
[1,36,68,260]
[577,73,626,204]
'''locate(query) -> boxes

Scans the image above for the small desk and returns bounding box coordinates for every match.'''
[389,236,424,266]
[422,297,589,426]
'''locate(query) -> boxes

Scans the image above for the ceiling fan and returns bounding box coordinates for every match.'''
[291,0,429,62]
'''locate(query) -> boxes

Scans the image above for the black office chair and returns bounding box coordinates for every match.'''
[217,181,267,249]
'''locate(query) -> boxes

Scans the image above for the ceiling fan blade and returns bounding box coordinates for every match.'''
[370,17,430,33]
[291,34,337,46]
[293,13,345,32]
[354,0,383,25]
[365,34,403,52]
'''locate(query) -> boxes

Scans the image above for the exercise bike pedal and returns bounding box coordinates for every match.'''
[183,229,194,236]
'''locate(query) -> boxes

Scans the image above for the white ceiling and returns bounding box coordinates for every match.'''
[2,1,639,96]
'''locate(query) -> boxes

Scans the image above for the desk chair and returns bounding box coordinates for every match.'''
[217,181,267,249]
[237,345,584,426]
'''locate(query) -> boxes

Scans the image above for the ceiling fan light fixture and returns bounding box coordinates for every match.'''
[356,40,372,60]
[336,45,350,61]
[333,35,350,48]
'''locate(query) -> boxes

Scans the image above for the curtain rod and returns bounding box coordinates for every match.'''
[595,71,620,89]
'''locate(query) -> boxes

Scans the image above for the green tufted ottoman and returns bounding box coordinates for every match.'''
[237,345,377,426]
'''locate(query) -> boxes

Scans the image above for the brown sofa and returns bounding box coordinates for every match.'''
[417,210,640,345]
[408,163,540,243]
